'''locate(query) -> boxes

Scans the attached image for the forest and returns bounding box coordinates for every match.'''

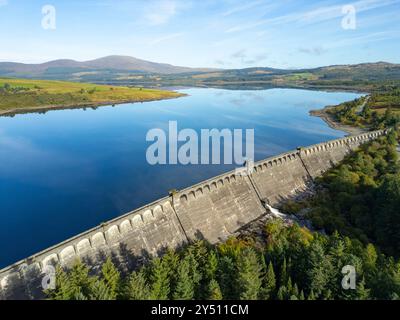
[327,85,400,129]
[283,132,400,258]
[46,219,400,300]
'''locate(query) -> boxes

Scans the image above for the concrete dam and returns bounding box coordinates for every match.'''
[0,130,386,299]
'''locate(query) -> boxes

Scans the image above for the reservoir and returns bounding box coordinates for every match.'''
[0,88,362,268]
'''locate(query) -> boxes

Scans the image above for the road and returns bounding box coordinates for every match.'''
[355,96,370,115]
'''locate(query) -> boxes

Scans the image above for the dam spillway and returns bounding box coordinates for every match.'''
[0,129,386,300]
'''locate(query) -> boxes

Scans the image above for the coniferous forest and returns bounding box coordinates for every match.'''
[46,219,400,300]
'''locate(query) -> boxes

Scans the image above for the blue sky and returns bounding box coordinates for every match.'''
[0,0,399,69]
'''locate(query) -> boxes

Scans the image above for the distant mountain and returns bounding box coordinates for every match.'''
[0,56,399,89]
[312,62,400,81]
[0,55,216,78]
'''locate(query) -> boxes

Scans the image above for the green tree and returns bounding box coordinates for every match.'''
[307,290,316,300]
[90,279,114,300]
[45,266,74,300]
[276,286,287,300]
[207,279,223,300]
[205,250,219,280]
[162,249,180,293]
[237,248,262,300]
[217,256,237,299]
[149,258,170,300]
[306,241,332,298]
[124,270,150,300]
[260,262,276,300]
[280,258,288,286]
[356,278,371,300]
[173,256,195,300]
[101,258,120,299]
[68,260,96,299]
[375,174,400,256]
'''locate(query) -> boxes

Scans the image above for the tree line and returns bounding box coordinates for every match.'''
[46,218,400,300]
[284,129,400,259]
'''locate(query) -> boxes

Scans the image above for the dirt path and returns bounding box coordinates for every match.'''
[355,96,370,115]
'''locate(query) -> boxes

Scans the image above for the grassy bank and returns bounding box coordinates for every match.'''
[318,86,400,131]
[0,78,183,115]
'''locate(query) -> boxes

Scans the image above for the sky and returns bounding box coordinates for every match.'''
[0,0,399,69]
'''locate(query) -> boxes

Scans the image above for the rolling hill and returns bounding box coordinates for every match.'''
[0,56,399,91]
[0,77,183,115]
[0,55,215,79]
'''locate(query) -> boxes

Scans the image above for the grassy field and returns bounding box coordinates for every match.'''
[0,78,183,115]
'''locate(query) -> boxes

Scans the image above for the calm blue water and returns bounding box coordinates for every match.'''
[0,88,362,268]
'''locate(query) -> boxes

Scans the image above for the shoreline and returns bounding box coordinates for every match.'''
[0,94,186,117]
[310,107,367,136]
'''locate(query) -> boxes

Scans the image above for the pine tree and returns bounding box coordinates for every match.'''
[186,251,202,297]
[280,258,288,286]
[307,289,316,300]
[217,256,237,299]
[73,290,88,300]
[101,258,121,299]
[277,286,287,300]
[292,283,299,298]
[363,244,377,272]
[124,270,150,300]
[162,249,180,292]
[299,290,305,300]
[307,241,332,297]
[45,266,74,300]
[149,258,170,300]
[260,262,276,300]
[68,260,96,298]
[206,250,219,281]
[356,277,371,300]
[391,292,400,300]
[173,256,195,300]
[287,277,293,294]
[237,248,263,300]
[207,279,223,300]
[90,279,114,300]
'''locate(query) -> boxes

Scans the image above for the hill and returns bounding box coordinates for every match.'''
[0,78,183,116]
[1,57,399,91]
[0,55,215,79]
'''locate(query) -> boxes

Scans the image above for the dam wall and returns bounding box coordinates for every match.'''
[173,172,265,243]
[299,131,384,178]
[0,197,188,299]
[251,150,311,205]
[0,129,387,299]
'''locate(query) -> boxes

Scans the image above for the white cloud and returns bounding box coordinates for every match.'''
[225,0,400,33]
[326,30,400,49]
[144,0,177,26]
[0,0,8,7]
